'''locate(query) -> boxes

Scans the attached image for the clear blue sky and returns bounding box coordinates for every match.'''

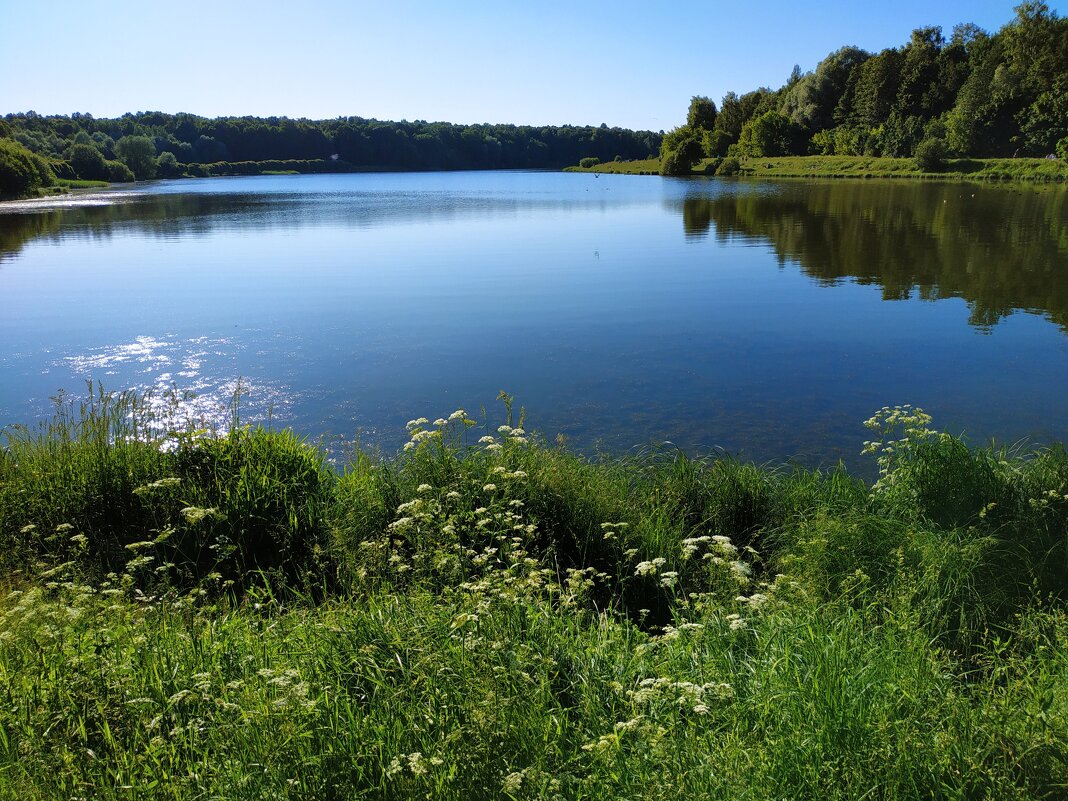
[0,1,1059,131]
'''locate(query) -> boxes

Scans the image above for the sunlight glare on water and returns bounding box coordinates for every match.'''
[1,171,1066,470]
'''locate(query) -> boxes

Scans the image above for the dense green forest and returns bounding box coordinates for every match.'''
[660,2,1068,174]
[0,112,660,198]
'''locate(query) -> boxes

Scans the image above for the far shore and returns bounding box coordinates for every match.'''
[566,154,1068,183]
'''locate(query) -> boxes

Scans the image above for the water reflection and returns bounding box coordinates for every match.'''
[1,173,1066,468]
[674,181,1068,331]
[0,173,647,262]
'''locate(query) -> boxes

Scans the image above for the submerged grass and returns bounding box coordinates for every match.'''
[1,390,1066,798]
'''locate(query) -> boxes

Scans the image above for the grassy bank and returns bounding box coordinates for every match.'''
[1,389,1066,799]
[52,178,110,190]
[563,158,661,175]
[568,155,1068,183]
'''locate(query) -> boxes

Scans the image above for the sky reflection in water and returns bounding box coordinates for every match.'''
[1,172,1066,471]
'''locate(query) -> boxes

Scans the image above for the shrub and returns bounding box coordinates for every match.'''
[715,156,741,176]
[105,160,135,182]
[0,138,54,198]
[579,157,601,168]
[69,143,108,181]
[914,137,948,172]
[155,150,181,177]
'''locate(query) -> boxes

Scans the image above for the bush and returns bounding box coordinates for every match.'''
[579,157,601,168]
[715,156,741,176]
[0,138,54,198]
[659,128,704,175]
[914,137,948,172]
[105,160,135,182]
[1057,136,1068,161]
[156,150,181,177]
[69,143,109,181]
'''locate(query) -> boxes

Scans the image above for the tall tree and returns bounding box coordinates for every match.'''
[781,46,870,131]
[686,96,717,131]
[114,135,157,180]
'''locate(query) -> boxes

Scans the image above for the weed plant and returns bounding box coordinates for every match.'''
[0,391,1066,799]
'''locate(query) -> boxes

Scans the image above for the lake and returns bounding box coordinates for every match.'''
[1,171,1066,471]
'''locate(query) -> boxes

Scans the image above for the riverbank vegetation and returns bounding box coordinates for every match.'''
[0,113,661,199]
[0,387,1065,798]
[568,153,1068,182]
[659,2,1068,175]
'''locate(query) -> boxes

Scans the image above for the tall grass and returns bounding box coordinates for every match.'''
[0,389,1066,798]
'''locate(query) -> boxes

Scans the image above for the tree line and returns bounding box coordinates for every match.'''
[661,2,1068,174]
[0,112,661,197]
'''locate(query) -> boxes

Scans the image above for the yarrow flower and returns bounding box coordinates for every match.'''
[635,557,666,576]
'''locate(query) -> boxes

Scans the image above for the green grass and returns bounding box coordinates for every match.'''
[564,158,661,175]
[52,178,110,189]
[567,155,1068,183]
[1,391,1067,798]
[741,156,1068,182]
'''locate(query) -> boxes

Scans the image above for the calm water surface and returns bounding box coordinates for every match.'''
[1,172,1066,470]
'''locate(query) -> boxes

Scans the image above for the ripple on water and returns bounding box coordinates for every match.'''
[58,334,295,433]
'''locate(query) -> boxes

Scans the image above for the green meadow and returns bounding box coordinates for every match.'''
[0,387,1065,799]
[568,155,1068,182]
